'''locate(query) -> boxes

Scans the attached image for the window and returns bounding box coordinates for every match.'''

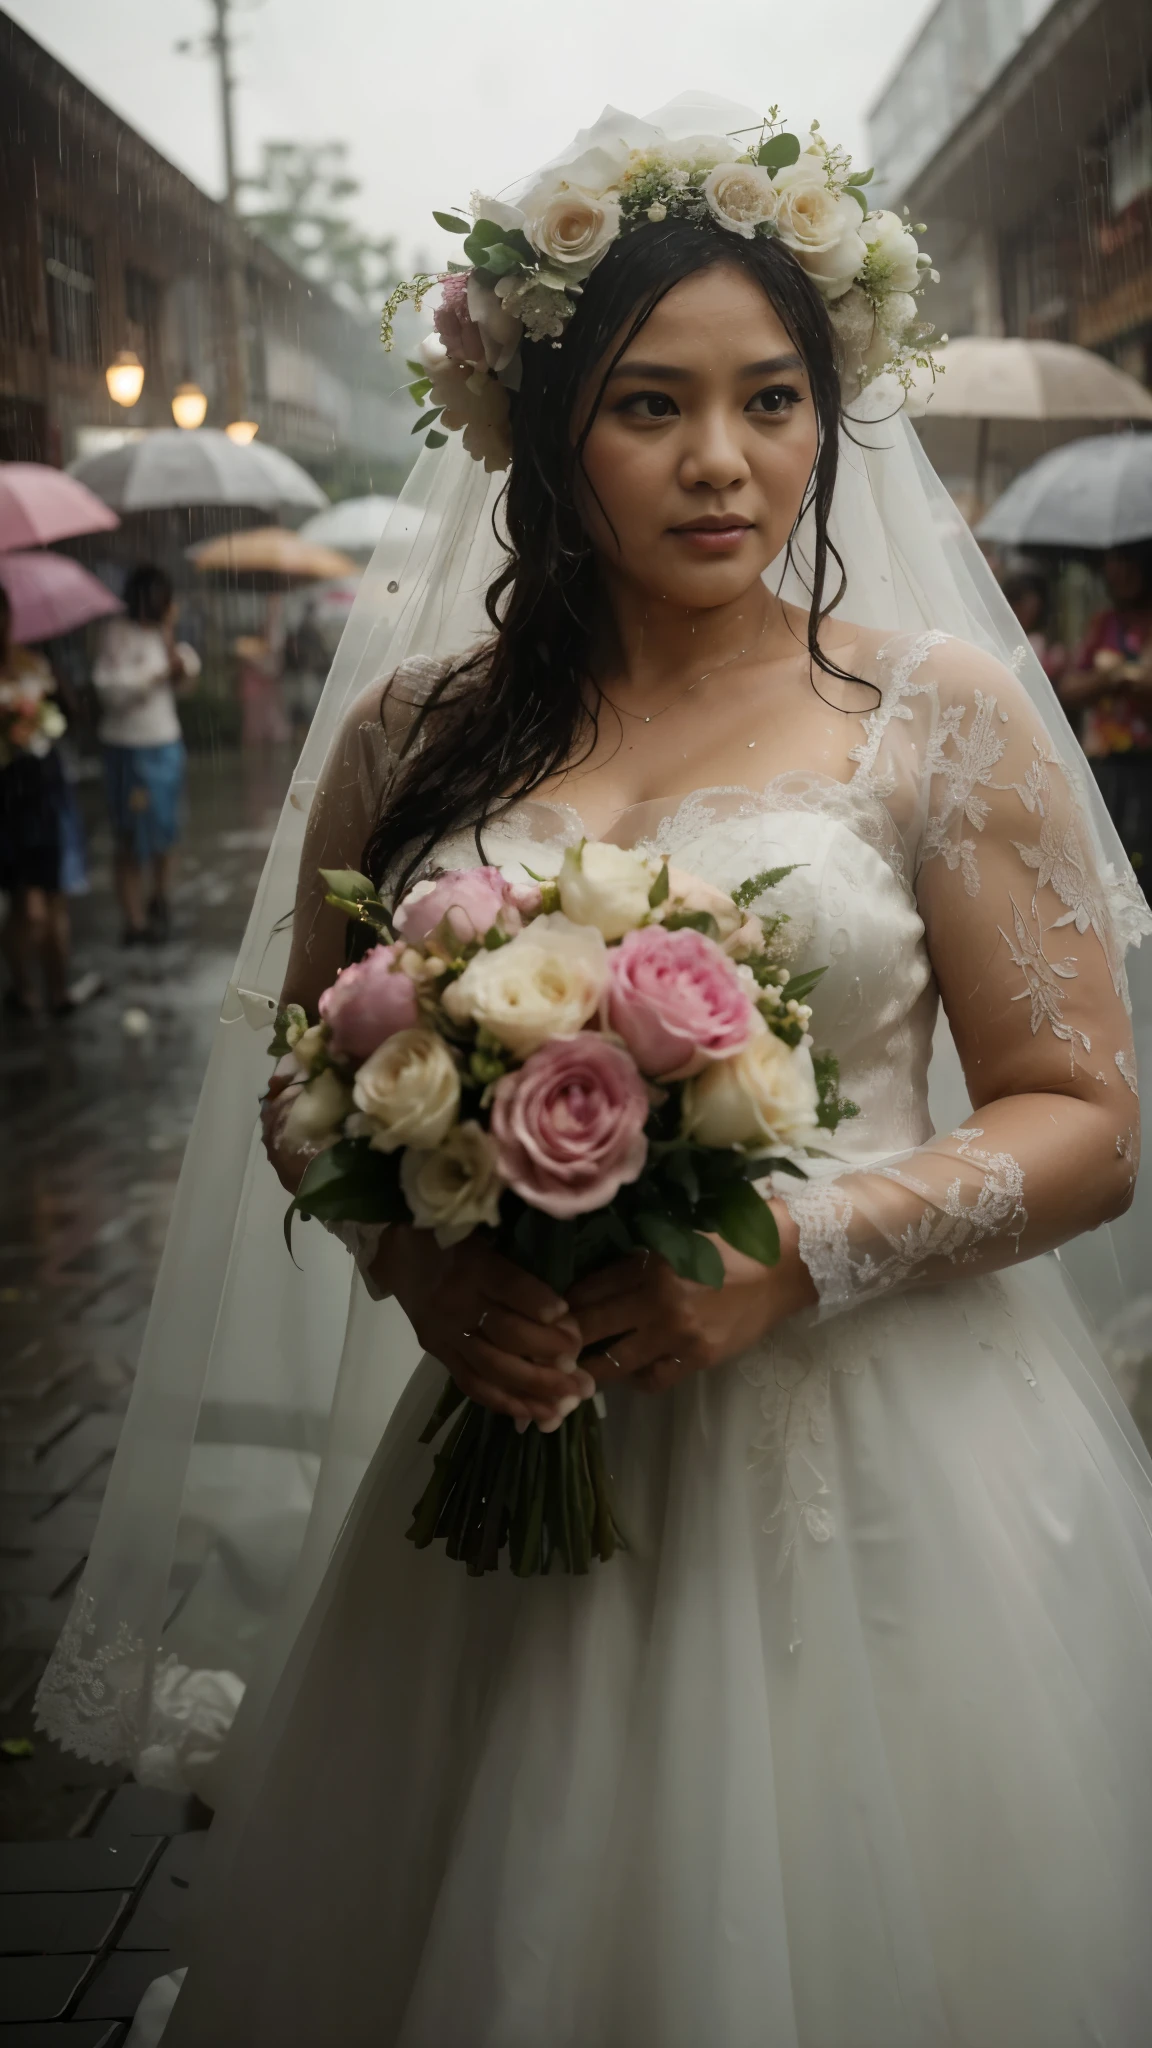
[125,266,161,364]
[44,219,99,365]
[1110,98,1152,216]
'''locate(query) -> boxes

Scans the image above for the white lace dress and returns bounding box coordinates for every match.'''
[159,631,1152,2047]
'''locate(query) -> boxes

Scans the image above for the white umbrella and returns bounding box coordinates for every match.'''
[68,428,327,517]
[298,495,398,560]
[906,337,1152,517]
[976,434,1152,549]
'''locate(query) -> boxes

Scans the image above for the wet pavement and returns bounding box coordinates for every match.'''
[0,747,293,1851]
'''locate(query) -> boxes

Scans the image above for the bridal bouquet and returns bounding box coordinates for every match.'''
[272,843,853,1576]
[0,676,66,766]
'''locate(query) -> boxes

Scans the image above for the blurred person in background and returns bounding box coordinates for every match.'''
[1058,543,1152,895]
[0,585,100,1016]
[93,564,200,946]
[1003,569,1066,685]
[282,596,330,742]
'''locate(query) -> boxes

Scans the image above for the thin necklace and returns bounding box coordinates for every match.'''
[605,619,768,726]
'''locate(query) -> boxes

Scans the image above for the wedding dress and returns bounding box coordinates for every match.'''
[139,613,1152,2047]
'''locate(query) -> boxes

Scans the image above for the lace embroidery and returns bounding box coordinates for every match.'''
[998,896,1089,1061]
[781,1128,1026,1320]
[1116,1047,1139,1096]
[33,1584,169,1767]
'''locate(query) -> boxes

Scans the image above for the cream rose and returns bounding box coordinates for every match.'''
[352,1027,461,1152]
[522,179,621,273]
[466,272,522,374]
[558,842,660,941]
[681,1028,820,1149]
[442,912,607,1058]
[861,210,922,296]
[772,160,866,298]
[703,162,778,240]
[657,865,744,941]
[417,335,512,472]
[399,1120,504,1245]
[279,1067,354,1152]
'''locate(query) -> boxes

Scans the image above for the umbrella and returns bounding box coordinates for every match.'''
[188,526,357,589]
[0,550,123,643]
[298,495,398,560]
[0,462,120,550]
[69,429,327,518]
[906,338,1152,516]
[976,434,1152,550]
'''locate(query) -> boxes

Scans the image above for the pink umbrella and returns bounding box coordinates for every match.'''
[0,551,122,643]
[0,462,120,549]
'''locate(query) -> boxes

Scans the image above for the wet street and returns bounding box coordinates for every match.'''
[0,747,293,1848]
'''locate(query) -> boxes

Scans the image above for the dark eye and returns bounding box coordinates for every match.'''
[618,390,679,420]
[747,384,801,416]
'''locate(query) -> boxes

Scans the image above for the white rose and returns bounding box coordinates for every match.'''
[658,865,744,940]
[861,210,921,295]
[441,912,607,1058]
[522,178,621,274]
[290,1021,328,1076]
[772,161,866,299]
[400,1120,504,1246]
[877,290,919,341]
[280,1067,354,1152]
[466,272,522,375]
[681,1029,819,1149]
[521,118,642,206]
[702,162,778,240]
[352,1027,461,1152]
[558,841,660,940]
[469,191,526,233]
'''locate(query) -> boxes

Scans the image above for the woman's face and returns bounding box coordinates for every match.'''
[576,263,821,613]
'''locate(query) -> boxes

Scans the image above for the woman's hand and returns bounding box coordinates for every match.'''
[567,1205,816,1395]
[260,1061,312,1197]
[377,1228,594,1428]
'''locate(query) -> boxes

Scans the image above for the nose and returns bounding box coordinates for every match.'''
[678,404,751,494]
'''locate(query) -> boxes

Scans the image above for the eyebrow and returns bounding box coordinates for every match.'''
[608,352,805,382]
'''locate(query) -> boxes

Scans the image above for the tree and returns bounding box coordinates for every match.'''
[241,142,398,313]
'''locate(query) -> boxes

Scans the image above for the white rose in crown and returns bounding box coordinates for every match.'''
[861,210,922,296]
[352,1027,461,1152]
[417,335,511,473]
[558,841,662,941]
[280,1067,355,1152]
[442,913,608,1058]
[703,163,778,240]
[522,178,622,273]
[399,1120,505,1245]
[681,1028,820,1149]
[466,273,522,375]
[772,157,867,298]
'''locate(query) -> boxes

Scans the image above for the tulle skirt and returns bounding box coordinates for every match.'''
[160,1259,1152,2048]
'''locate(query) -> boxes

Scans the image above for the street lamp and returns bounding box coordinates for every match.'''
[106,350,145,407]
[171,382,208,430]
[225,419,259,445]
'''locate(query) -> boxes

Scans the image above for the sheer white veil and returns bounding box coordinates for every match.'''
[34,97,1152,1796]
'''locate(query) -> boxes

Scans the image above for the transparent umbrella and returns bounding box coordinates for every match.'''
[298,495,398,562]
[68,429,327,520]
[976,434,1152,550]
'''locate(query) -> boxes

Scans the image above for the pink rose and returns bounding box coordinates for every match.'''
[490,1034,649,1219]
[318,943,419,1063]
[607,926,757,1081]
[394,866,511,953]
[433,273,486,366]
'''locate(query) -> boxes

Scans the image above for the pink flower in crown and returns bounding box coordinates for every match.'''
[394,867,540,955]
[433,273,486,367]
[318,943,420,1063]
[607,925,758,1082]
[490,1034,649,1219]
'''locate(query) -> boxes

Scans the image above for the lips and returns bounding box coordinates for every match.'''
[668,516,754,554]
[671,516,753,534]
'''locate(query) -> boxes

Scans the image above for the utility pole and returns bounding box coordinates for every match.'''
[208,0,249,423]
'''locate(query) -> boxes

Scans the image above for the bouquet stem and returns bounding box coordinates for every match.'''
[407,1379,625,1577]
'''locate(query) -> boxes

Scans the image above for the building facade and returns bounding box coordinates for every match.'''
[868,0,1152,382]
[0,11,415,486]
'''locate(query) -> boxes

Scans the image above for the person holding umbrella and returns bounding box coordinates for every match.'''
[0,584,101,1016]
[93,564,200,946]
[1058,544,1152,894]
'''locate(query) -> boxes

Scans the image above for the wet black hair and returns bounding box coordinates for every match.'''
[123,563,173,626]
[365,220,852,897]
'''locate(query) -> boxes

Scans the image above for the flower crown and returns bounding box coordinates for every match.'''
[382,102,939,473]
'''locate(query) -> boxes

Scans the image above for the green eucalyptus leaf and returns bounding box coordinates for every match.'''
[433,210,471,234]
[705,1179,781,1266]
[479,242,529,276]
[779,964,827,1003]
[411,407,443,434]
[847,166,875,186]
[318,867,380,905]
[633,1212,725,1288]
[425,430,449,449]
[758,132,801,171]
[661,909,720,939]
[648,861,670,909]
[846,185,870,215]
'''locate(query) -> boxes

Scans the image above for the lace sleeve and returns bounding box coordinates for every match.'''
[780,639,1142,1319]
[279,656,444,1019]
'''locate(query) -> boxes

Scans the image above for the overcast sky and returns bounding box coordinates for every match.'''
[10,0,932,270]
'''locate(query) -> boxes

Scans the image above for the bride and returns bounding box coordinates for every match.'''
[43,97,1152,2045]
